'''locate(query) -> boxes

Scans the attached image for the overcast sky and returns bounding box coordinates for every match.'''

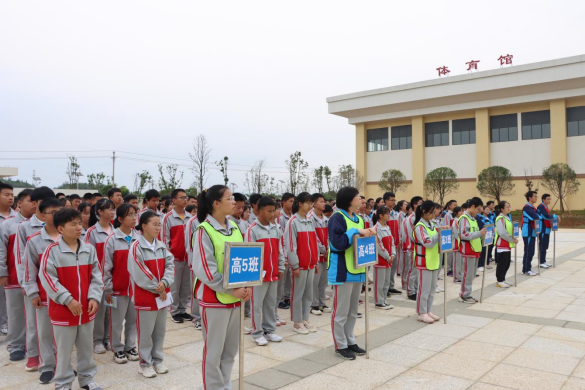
[1,1,584,192]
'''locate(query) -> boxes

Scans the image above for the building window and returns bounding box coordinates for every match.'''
[452,118,476,145]
[425,121,449,147]
[391,125,412,150]
[522,110,550,140]
[567,106,585,137]
[367,128,388,152]
[490,114,518,143]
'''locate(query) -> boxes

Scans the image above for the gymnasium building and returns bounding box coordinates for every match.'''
[327,54,585,209]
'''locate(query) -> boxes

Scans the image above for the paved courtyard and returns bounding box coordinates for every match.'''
[2,229,585,390]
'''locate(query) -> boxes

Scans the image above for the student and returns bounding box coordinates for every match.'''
[285,192,319,334]
[138,189,163,225]
[241,205,250,222]
[248,193,262,224]
[162,189,193,324]
[494,200,518,288]
[324,204,334,218]
[22,197,62,383]
[192,185,251,389]
[86,198,116,354]
[477,205,494,271]
[277,192,294,313]
[458,197,487,304]
[309,193,330,315]
[372,206,395,309]
[521,191,540,276]
[451,207,463,283]
[228,193,250,235]
[406,196,423,301]
[123,194,139,208]
[383,192,402,296]
[396,200,408,278]
[358,196,372,228]
[413,200,441,324]
[274,207,282,224]
[187,195,197,206]
[537,193,558,269]
[246,197,285,345]
[82,192,93,204]
[107,188,123,209]
[399,202,412,291]
[128,211,174,378]
[375,197,384,208]
[55,193,66,200]
[78,202,92,241]
[103,204,139,364]
[92,193,103,205]
[184,211,201,330]
[0,189,37,364]
[443,200,457,276]
[70,194,82,210]
[328,187,372,360]
[0,182,15,337]
[39,208,103,390]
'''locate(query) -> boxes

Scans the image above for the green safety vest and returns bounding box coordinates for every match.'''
[412,221,439,270]
[494,215,515,249]
[327,211,366,275]
[459,214,482,253]
[196,220,243,305]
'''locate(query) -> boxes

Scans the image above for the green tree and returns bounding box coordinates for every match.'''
[66,155,81,189]
[477,166,515,202]
[378,169,408,194]
[285,152,308,195]
[132,170,153,195]
[424,167,459,205]
[158,164,184,196]
[87,172,107,191]
[541,163,581,212]
[323,166,333,192]
[216,156,229,186]
[313,166,325,193]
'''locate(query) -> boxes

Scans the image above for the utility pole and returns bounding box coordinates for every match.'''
[112,151,116,184]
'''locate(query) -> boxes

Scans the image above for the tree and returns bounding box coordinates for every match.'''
[244,160,270,194]
[285,152,308,195]
[66,155,81,189]
[313,166,325,193]
[424,167,459,205]
[541,163,581,212]
[158,164,183,196]
[477,166,515,202]
[216,156,229,186]
[378,169,408,195]
[323,166,333,192]
[87,172,107,191]
[132,170,153,195]
[523,168,539,193]
[189,135,211,193]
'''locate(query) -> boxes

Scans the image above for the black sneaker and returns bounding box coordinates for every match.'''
[125,347,140,361]
[348,344,366,356]
[335,348,356,360]
[39,370,54,384]
[408,294,417,301]
[389,288,402,294]
[9,350,25,361]
[357,312,363,318]
[180,313,194,321]
[193,319,202,330]
[387,291,392,297]
[113,351,127,364]
[171,315,184,323]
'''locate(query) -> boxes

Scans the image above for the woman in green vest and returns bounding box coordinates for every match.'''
[494,200,518,288]
[192,185,251,390]
[412,200,441,324]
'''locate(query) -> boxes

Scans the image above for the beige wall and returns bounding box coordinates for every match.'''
[425,144,476,178]
[367,149,412,180]
[568,136,585,173]
[490,138,552,177]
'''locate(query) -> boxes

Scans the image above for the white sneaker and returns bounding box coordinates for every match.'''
[435,286,444,293]
[244,327,253,335]
[477,267,485,272]
[264,333,283,342]
[254,336,268,346]
[0,323,7,335]
[303,321,317,333]
[525,270,537,276]
[293,323,309,335]
[93,344,106,354]
[503,281,512,286]
[496,282,510,288]
[540,263,550,269]
[139,365,157,378]
[153,363,169,374]
[311,307,323,315]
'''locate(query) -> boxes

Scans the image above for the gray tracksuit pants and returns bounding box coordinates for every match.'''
[54,322,97,390]
[397,249,403,276]
[291,268,315,323]
[5,289,29,355]
[401,251,412,291]
[447,252,454,273]
[190,270,201,321]
[36,306,56,373]
[331,282,360,350]
[416,269,438,315]
[171,261,191,316]
[277,266,292,305]
[312,262,328,307]
[389,252,398,289]
[109,296,137,353]
[202,306,240,390]
[136,309,167,367]
[23,295,39,357]
[374,267,391,305]
[93,296,110,347]
[0,286,7,328]
[461,256,478,299]
[453,252,463,282]
[252,281,278,339]
[406,251,419,296]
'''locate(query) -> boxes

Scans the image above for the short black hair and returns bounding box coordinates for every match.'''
[324,204,333,213]
[383,192,396,201]
[144,189,160,201]
[410,196,423,207]
[83,193,93,201]
[542,193,551,201]
[453,206,462,215]
[92,193,102,199]
[486,200,494,207]
[17,189,33,202]
[161,194,172,201]
[281,192,294,202]
[31,186,56,203]
[336,186,359,211]
[468,197,484,208]
[53,208,81,228]
[525,190,538,201]
[124,194,137,203]
[312,193,324,202]
[249,194,262,206]
[258,196,276,211]
[171,188,186,199]
[107,188,122,199]
[70,194,81,202]
[0,182,14,192]
[461,202,469,209]
[78,202,92,214]
[39,197,62,213]
[233,193,247,203]
[185,204,197,214]
[55,192,65,198]
[188,195,197,201]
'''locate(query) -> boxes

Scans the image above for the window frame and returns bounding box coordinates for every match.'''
[390,125,412,151]
[490,113,518,143]
[366,127,389,152]
[521,110,551,140]
[567,106,585,137]
[425,121,450,148]
[452,118,476,145]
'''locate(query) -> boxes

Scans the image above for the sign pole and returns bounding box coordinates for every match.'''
[553,230,556,268]
[514,246,517,287]
[480,248,488,303]
[443,252,447,324]
[239,298,245,390]
[365,265,369,359]
[537,234,541,276]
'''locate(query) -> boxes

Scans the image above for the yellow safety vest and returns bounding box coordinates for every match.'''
[494,215,515,249]
[412,221,439,270]
[327,211,366,275]
[459,214,482,253]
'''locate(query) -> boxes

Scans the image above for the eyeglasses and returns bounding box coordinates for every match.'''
[149,223,162,228]
[176,196,188,201]
[223,196,235,202]
[42,211,59,216]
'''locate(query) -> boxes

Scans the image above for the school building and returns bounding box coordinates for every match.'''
[327,54,585,210]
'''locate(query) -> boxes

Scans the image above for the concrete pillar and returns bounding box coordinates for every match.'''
[355,123,367,194]
[411,116,425,196]
[550,99,567,164]
[475,108,490,175]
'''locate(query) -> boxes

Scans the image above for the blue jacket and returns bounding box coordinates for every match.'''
[537,203,555,235]
[522,203,540,238]
[327,210,365,285]
[488,211,496,225]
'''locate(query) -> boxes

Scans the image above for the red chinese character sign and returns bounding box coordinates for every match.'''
[466,60,480,71]
[498,54,513,66]
[436,66,450,77]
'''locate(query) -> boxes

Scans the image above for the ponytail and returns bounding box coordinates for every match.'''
[197,185,229,223]
[372,206,390,225]
[495,200,508,216]
[89,198,115,226]
[414,200,434,226]
[292,192,313,215]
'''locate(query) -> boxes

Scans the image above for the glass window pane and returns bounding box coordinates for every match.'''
[382,138,389,150]
[542,123,550,139]
[461,130,469,144]
[522,125,531,140]
[400,137,407,150]
[453,131,461,145]
[470,129,476,144]
[532,124,542,139]
[368,141,373,152]
[426,133,432,147]
[500,127,509,142]
[568,121,579,137]
[407,136,412,149]
[391,138,399,150]
[441,132,449,146]
[492,128,499,142]
[580,120,585,136]
[434,133,441,146]
[509,127,518,141]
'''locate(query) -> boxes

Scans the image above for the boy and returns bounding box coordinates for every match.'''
[162,189,192,323]
[23,197,62,384]
[39,208,103,390]
[248,193,262,224]
[108,188,124,209]
[91,193,102,205]
[0,181,16,337]
[228,193,250,234]
[522,191,540,275]
[383,192,402,295]
[184,211,201,329]
[277,192,294,313]
[309,193,330,315]
[246,197,285,345]
[137,189,163,226]
[458,197,486,303]
[537,193,558,269]
[69,194,82,210]
[124,194,139,207]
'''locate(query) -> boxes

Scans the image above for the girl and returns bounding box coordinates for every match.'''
[104,204,139,364]
[372,206,395,309]
[192,185,251,389]
[452,207,464,283]
[129,211,174,378]
[285,192,319,334]
[85,198,116,354]
[400,203,414,291]
[242,204,251,222]
[494,201,518,288]
[395,200,407,278]
[78,202,92,241]
[413,200,440,324]
[328,187,374,360]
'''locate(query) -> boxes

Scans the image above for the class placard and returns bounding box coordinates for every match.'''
[513,221,519,238]
[223,242,265,289]
[552,218,558,232]
[484,224,494,247]
[534,220,541,235]
[438,227,453,253]
[353,235,378,268]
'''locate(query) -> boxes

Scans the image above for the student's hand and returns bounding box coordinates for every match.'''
[480,228,487,236]
[231,287,250,302]
[88,299,99,315]
[0,276,7,287]
[22,288,26,296]
[358,229,372,237]
[155,282,166,293]
[315,266,319,275]
[293,269,300,278]
[284,261,288,268]
[105,294,113,305]
[278,271,284,280]
[159,291,167,302]
[32,297,42,309]
[67,299,83,316]
[514,238,519,244]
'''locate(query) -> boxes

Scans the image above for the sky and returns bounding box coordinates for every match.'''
[1,0,584,192]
